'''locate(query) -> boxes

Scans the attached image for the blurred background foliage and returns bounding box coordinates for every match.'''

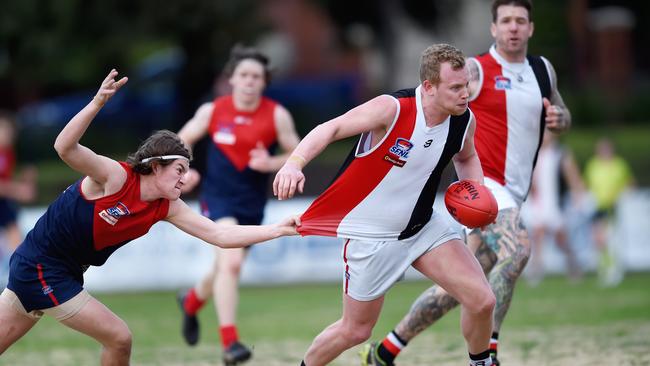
[1,0,649,203]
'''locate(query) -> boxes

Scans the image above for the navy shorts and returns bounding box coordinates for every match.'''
[200,195,264,225]
[0,199,18,228]
[7,252,84,312]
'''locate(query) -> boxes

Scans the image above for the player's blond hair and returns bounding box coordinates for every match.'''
[419,44,466,85]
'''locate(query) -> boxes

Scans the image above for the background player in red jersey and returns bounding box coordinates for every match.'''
[0,69,299,365]
[175,45,300,365]
[362,1,572,365]
[0,111,37,252]
[275,43,496,366]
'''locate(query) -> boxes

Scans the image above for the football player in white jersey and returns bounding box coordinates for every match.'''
[274,44,496,366]
[362,1,572,365]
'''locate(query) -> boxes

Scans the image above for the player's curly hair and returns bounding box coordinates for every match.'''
[419,44,466,85]
[127,130,192,175]
[222,44,272,83]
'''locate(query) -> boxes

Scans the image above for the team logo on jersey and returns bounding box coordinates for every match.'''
[42,285,53,295]
[494,75,512,90]
[384,137,414,167]
[99,202,130,226]
[234,115,252,125]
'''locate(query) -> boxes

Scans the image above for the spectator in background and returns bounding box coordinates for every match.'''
[525,130,586,285]
[584,137,634,286]
[175,45,300,365]
[0,111,37,266]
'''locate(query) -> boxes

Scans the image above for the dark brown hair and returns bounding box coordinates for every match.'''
[491,0,533,22]
[126,130,191,174]
[420,44,466,85]
[222,44,272,83]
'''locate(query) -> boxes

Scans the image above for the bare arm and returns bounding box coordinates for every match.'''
[177,102,213,149]
[561,148,586,197]
[272,94,398,200]
[543,59,572,133]
[165,199,299,248]
[248,104,301,173]
[466,58,483,101]
[452,114,484,183]
[53,69,128,195]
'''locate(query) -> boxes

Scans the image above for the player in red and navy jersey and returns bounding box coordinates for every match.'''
[0,70,299,365]
[174,45,300,364]
[362,1,572,365]
[0,111,37,253]
[274,44,496,366]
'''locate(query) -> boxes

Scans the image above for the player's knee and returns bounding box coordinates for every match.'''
[219,258,244,276]
[466,286,496,316]
[342,323,373,345]
[106,326,133,354]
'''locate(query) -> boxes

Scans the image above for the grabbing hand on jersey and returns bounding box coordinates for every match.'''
[543,97,567,132]
[274,214,302,236]
[273,156,305,200]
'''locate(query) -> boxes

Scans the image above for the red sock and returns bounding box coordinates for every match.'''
[220,324,239,349]
[183,288,206,316]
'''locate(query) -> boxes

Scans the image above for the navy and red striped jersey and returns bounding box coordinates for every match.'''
[15,163,169,272]
[201,95,278,208]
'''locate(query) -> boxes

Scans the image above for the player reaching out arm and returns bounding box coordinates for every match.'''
[0,69,298,365]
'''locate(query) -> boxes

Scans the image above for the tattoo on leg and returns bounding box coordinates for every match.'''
[484,208,531,331]
[395,285,459,341]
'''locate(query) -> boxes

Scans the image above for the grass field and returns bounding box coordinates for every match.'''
[3,273,650,365]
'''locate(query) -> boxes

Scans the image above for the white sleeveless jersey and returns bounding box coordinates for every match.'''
[298,86,472,241]
[470,45,552,208]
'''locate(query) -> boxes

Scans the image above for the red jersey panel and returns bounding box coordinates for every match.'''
[207,95,278,171]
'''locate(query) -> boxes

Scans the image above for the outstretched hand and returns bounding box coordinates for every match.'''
[273,161,305,200]
[93,69,128,107]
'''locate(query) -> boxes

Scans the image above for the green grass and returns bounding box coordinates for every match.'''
[3,273,650,365]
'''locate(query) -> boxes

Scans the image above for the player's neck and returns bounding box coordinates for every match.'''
[422,96,449,127]
[232,93,261,112]
[495,47,527,64]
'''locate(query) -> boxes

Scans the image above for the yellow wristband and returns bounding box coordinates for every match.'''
[287,154,306,168]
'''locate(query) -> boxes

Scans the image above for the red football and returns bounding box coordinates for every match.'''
[444,180,498,228]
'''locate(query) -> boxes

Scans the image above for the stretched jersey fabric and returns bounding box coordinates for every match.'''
[201,95,278,218]
[298,86,472,241]
[470,45,551,206]
[14,162,169,275]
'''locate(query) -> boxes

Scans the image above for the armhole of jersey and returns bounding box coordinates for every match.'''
[468,58,483,102]
[459,110,474,152]
[355,95,401,157]
[540,56,555,93]
[79,163,131,202]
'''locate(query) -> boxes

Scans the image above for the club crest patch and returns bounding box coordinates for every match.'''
[99,202,130,226]
[384,137,413,167]
[494,75,511,90]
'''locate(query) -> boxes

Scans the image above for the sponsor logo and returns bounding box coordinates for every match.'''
[99,202,130,226]
[494,75,511,90]
[42,285,53,295]
[384,137,413,167]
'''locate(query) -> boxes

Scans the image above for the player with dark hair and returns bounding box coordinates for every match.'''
[361,1,571,365]
[175,44,300,365]
[275,43,496,366]
[0,70,299,365]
